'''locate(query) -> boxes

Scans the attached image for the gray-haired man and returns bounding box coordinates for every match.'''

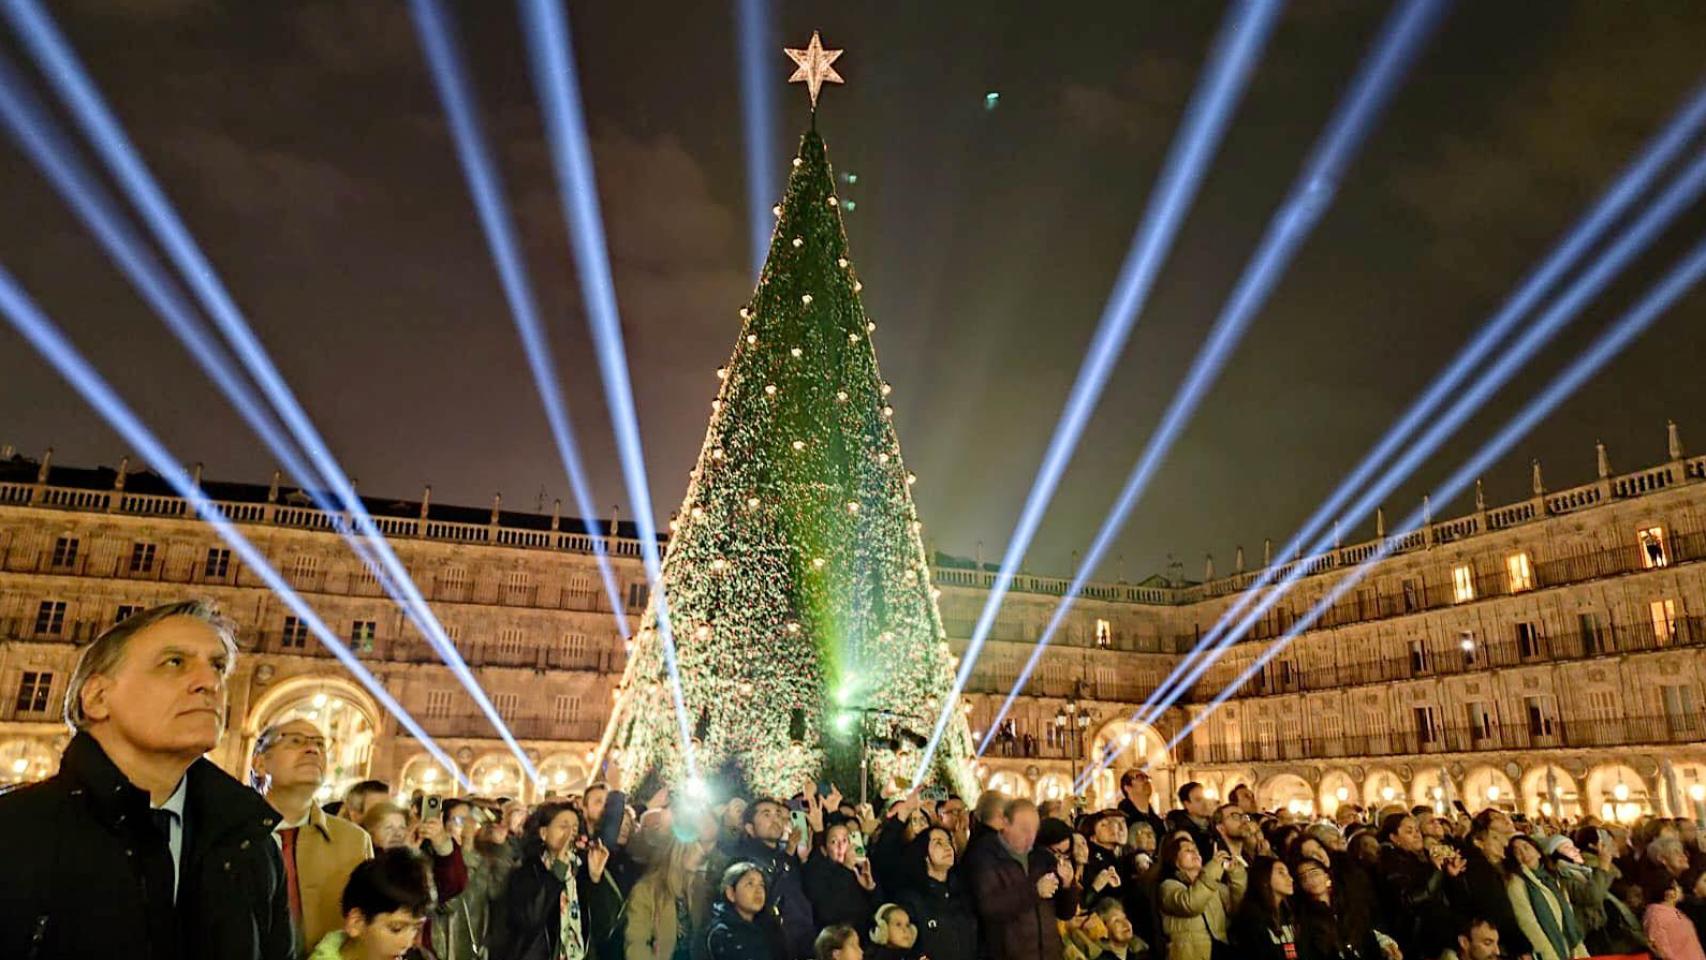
[0,599,292,960]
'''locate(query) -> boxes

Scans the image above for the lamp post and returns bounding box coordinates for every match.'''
[1054,682,1095,794]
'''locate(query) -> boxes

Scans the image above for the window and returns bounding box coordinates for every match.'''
[1452,564,1475,603]
[34,600,66,636]
[1578,612,1608,656]
[1638,526,1670,569]
[204,547,231,579]
[1585,690,1618,721]
[440,566,469,599]
[128,542,156,574]
[1650,599,1677,644]
[14,671,53,713]
[50,536,79,568]
[563,632,589,661]
[288,555,319,584]
[1409,638,1432,674]
[1515,621,1543,659]
[1094,619,1112,648]
[424,689,453,717]
[281,616,309,649]
[1660,684,1700,737]
[494,692,519,718]
[497,627,527,658]
[502,571,531,600]
[627,582,649,610]
[565,574,594,604]
[350,620,377,652]
[1401,578,1421,613]
[1466,701,1498,741]
[1524,696,1558,738]
[1505,552,1534,593]
[553,695,582,723]
[1413,705,1442,746]
[355,562,379,587]
[114,604,142,624]
[1458,630,1478,666]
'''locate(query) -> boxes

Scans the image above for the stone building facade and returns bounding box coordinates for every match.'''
[2,426,1703,821]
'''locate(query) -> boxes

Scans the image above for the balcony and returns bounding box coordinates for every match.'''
[1189,713,1706,764]
[416,712,605,741]
[1196,615,1705,701]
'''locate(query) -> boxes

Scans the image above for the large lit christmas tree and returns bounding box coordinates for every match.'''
[604,34,975,800]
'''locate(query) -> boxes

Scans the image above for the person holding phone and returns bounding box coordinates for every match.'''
[716,797,816,960]
[494,800,623,960]
[1157,834,1245,960]
[964,797,1078,960]
[804,818,881,939]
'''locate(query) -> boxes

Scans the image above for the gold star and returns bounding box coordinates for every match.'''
[784,31,843,110]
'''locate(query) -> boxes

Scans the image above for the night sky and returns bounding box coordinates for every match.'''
[2,1,1704,582]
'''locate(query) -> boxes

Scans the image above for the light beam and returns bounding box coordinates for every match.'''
[915,0,1287,782]
[0,264,469,789]
[977,0,1448,758]
[737,0,780,276]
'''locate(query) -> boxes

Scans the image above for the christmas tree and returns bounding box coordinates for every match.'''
[604,35,975,800]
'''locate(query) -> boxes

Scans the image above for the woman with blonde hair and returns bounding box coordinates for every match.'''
[626,837,712,960]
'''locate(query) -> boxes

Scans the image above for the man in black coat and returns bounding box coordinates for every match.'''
[1115,768,1165,845]
[1460,811,1534,959]
[720,797,815,959]
[0,600,292,960]
[964,798,1078,960]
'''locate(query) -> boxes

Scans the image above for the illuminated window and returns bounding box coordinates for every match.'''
[1638,526,1670,569]
[1452,564,1475,603]
[1651,599,1677,644]
[1094,619,1112,648]
[1506,552,1533,593]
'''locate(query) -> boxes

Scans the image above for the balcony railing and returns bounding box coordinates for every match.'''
[1195,615,1705,701]
[417,712,606,741]
[1189,713,1706,764]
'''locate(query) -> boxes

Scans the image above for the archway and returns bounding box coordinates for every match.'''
[1519,764,1581,819]
[1086,718,1171,808]
[469,753,525,798]
[1410,767,1455,813]
[538,754,590,798]
[1035,773,1073,805]
[1462,766,1517,814]
[985,769,1032,801]
[1363,768,1405,810]
[1670,761,1706,820]
[1585,764,1652,823]
[0,737,56,786]
[1320,769,1359,816]
[399,753,461,799]
[246,674,380,805]
[1260,773,1315,816]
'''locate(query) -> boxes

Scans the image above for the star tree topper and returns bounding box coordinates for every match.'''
[784,30,843,109]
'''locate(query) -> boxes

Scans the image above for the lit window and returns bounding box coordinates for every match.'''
[1094,619,1112,648]
[1452,564,1475,603]
[1651,599,1677,644]
[1638,526,1670,569]
[1506,552,1534,593]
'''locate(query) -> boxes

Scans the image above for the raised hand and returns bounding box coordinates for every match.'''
[587,839,611,882]
[1036,873,1060,898]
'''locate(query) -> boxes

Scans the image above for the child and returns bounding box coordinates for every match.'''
[310,848,431,960]
[816,924,864,960]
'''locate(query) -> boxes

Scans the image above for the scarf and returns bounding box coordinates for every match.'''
[545,852,587,960]
[1518,865,1581,957]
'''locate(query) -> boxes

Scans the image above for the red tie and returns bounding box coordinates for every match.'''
[279,827,304,944]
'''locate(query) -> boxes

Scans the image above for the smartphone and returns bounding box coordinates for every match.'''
[414,794,442,822]
[851,830,867,859]
[791,809,809,838]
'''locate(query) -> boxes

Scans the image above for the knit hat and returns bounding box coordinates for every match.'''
[1538,833,1571,857]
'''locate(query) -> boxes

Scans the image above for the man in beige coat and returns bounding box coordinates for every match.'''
[252,718,374,956]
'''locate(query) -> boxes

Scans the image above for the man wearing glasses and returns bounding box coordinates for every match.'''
[251,718,374,956]
[1211,803,1255,865]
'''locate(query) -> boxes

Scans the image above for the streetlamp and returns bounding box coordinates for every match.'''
[1054,682,1095,793]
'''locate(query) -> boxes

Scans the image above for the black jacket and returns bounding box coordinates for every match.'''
[706,899,785,960]
[1117,798,1165,846]
[801,850,878,935]
[0,731,292,960]
[963,837,1078,960]
[725,835,814,960]
[1462,847,1534,959]
[492,853,624,960]
[896,871,978,960]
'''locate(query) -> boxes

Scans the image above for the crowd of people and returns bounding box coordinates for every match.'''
[4,599,1706,960]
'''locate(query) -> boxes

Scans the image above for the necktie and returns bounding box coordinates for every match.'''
[279,827,304,943]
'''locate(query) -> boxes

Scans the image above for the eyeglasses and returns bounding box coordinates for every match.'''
[268,733,327,753]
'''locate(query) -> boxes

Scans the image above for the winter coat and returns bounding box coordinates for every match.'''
[1374,843,1457,960]
[1117,799,1166,848]
[965,836,1079,960]
[1163,812,1217,861]
[801,849,878,935]
[705,899,784,960]
[291,803,376,951]
[1644,902,1706,960]
[492,853,624,960]
[1226,904,1295,960]
[723,835,814,960]
[1157,857,1246,960]
[433,840,515,960]
[1506,866,1588,960]
[626,867,710,960]
[895,872,979,960]
[1462,846,1534,958]
[0,731,293,960]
